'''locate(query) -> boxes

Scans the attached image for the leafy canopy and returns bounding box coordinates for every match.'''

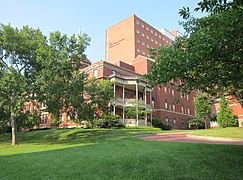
[147,0,243,104]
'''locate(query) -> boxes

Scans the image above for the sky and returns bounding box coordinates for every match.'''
[0,0,204,62]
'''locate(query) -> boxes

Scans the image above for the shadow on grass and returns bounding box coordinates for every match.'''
[0,135,243,180]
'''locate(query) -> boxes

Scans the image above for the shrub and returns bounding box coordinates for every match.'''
[152,117,163,128]
[217,97,238,127]
[188,116,205,129]
[161,124,172,130]
[96,114,120,128]
[50,118,61,126]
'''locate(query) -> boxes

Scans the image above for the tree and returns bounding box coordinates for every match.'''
[0,24,47,145]
[36,31,90,121]
[147,0,243,105]
[217,97,238,127]
[194,92,212,129]
[125,100,152,126]
[96,114,120,128]
[80,79,114,130]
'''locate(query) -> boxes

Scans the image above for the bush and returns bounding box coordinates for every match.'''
[96,114,120,128]
[188,116,205,129]
[152,117,163,128]
[50,118,60,126]
[161,124,172,130]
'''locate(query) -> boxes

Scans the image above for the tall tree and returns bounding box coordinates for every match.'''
[80,79,114,130]
[36,31,90,120]
[147,0,243,105]
[0,24,47,145]
[194,92,212,129]
[217,97,238,127]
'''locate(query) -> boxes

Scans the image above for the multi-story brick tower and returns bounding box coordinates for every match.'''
[105,14,196,129]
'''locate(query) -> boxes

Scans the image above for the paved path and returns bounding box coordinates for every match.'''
[141,133,243,145]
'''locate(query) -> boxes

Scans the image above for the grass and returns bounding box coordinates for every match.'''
[191,127,243,138]
[0,128,243,180]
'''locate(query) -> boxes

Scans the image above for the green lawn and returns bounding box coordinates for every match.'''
[0,128,243,180]
[191,127,243,138]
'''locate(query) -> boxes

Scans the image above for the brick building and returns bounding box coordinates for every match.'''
[102,14,196,128]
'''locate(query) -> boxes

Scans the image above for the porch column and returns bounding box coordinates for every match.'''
[136,81,138,126]
[123,84,125,103]
[144,86,147,105]
[113,83,116,115]
[123,107,125,124]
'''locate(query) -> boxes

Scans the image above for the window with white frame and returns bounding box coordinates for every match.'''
[172,89,174,96]
[150,29,153,34]
[165,99,168,109]
[188,108,190,115]
[136,20,140,25]
[142,41,145,46]
[155,32,157,36]
[146,35,149,40]
[141,24,144,28]
[147,44,150,48]
[173,104,175,111]
[164,86,167,94]
[155,41,158,44]
[146,27,149,31]
[136,29,140,34]
[137,48,140,53]
[142,32,144,37]
[166,117,169,125]
[186,94,189,100]
[142,51,145,55]
[147,52,150,57]
[173,119,177,127]
[93,69,98,77]
[137,38,140,43]
[181,106,184,114]
[151,38,154,42]
[159,35,161,39]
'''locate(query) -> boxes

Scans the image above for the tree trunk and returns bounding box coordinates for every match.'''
[10,112,18,145]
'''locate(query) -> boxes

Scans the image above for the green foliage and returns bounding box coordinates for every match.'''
[50,118,61,126]
[188,116,205,129]
[80,79,114,130]
[125,100,152,119]
[147,1,243,104]
[17,110,39,129]
[217,97,238,127]
[161,124,172,130]
[97,114,120,128]
[152,117,163,128]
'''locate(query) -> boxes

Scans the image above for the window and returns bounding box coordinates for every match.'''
[150,29,153,34]
[188,108,190,115]
[93,69,98,77]
[182,120,185,128]
[146,44,150,48]
[155,32,157,36]
[159,35,161,39]
[142,32,145,37]
[181,106,184,114]
[165,117,169,125]
[137,38,140,43]
[163,38,165,41]
[142,41,145,46]
[146,27,149,31]
[136,29,140,34]
[146,35,149,40]
[155,41,158,45]
[137,48,140,53]
[142,51,145,55]
[173,104,175,111]
[141,24,144,28]
[165,99,168,109]
[166,40,169,43]
[147,53,150,57]
[172,89,175,96]
[173,119,177,127]
[186,94,189,100]
[136,20,140,25]
[159,43,162,46]
[151,38,154,42]
[164,86,167,94]
[112,70,116,75]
